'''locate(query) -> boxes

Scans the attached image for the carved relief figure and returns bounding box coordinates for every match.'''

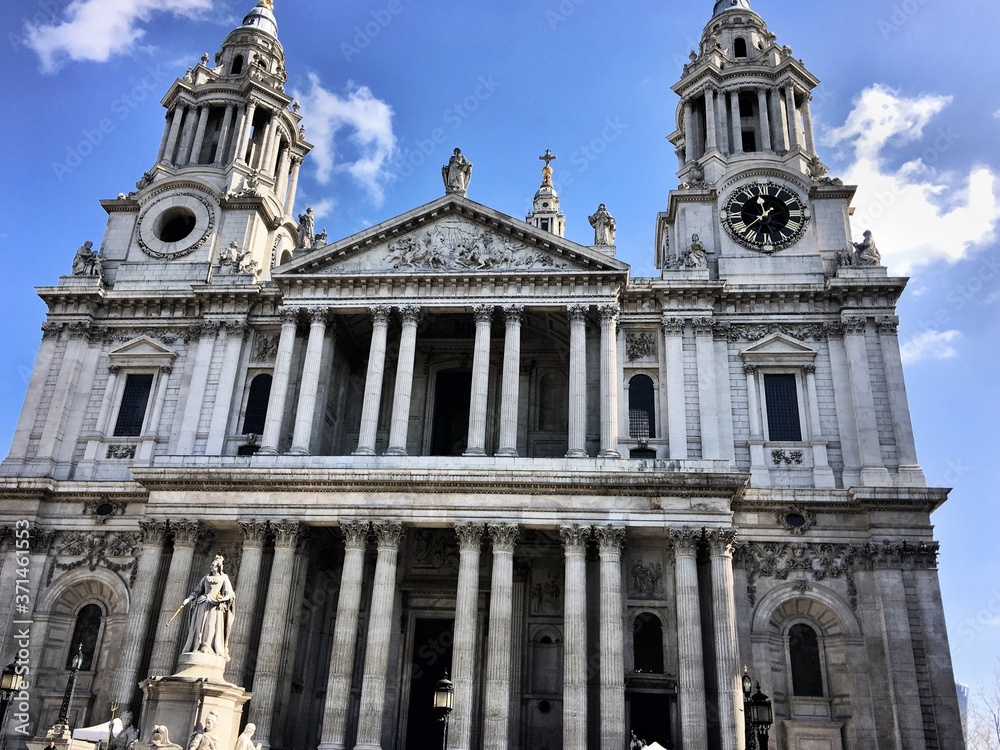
[630,560,664,598]
[383,224,565,273]
[182,555,235,660]
[442,148,473,193]
[589,203,616,245]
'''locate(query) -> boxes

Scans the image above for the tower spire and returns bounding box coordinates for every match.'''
[713,0,752,16]
[526,149,565,237]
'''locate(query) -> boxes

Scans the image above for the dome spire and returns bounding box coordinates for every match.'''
[713,0,752,16]
[526,149,565,238]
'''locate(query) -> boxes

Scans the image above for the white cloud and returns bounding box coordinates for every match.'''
[900,329,962,365]
[24,0,214,73]
[293,74,396,206]
[825,84,1000,275]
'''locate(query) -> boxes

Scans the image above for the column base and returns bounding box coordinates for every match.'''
[495,448,518,457]
[385,447,408,456]
[352,447,377,457]
[565,448,590,459]
[353,744,383,750]
[288,447,311,456]
[598,449,621,458]
[463,448,487,457]
[257,447,279,456]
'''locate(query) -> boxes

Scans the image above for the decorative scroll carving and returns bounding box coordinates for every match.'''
[735,541,857,610]
[727,323,830,342]
[47,531,140,586]
[411,529,459,575]
[772,449,804,466]
[82,499,127,524]
[625,332,656,361]
[106,445,137,460]
[382,224,566,272]
[777,506,816,535]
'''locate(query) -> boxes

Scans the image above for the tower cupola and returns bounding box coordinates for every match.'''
[526,150,566,238]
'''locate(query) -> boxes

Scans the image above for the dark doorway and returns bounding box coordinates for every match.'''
[405,618,455,750]
[431,370,472,456]
[629,692,673,748]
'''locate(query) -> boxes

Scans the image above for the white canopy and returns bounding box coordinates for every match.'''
[72,718,122,743]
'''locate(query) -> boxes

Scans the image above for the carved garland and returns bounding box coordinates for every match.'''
[47,531,141,587]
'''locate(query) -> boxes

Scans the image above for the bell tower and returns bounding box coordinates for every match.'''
[657,0,858,279]
[96,0,312,288]
[526,149,566,238]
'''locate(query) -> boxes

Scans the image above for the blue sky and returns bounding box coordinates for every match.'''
[3,0,1000,699]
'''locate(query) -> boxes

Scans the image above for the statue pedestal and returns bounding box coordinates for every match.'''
[139,653,250,750]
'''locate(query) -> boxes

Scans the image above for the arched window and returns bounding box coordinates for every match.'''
[734,37,749,57]
[231,55,245,75]
[242,374,273,435]
[67,603,103,671]
[633,613,664,673]
[628,375,656,440]
[788,623,824,696]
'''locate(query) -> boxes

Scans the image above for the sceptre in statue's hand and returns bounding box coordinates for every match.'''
[165,598,189,629]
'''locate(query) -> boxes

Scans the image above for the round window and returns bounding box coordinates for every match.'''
[785,512,807,529]
[95,502,115,517]
[155,207,197,243]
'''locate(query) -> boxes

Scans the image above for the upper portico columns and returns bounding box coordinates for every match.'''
[566,305,589,458]
[290,307,334,455]
[386,306,422,456]
[354,306,392,456]
[259,306,300,455]
[465,305,494,457]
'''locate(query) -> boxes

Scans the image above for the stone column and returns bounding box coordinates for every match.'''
[188,105,211,166]
[566,305,589,458]
[803,364,836,488]
[875,316,924,483]
[177,106,198,166]
[111,520,170,704]
[768,89,787,152]
[802,92,816,154]
[213,104,235,164]
[147,521,209,677]
[354,305,392,456]
[259,307,300,455]
[236,99,259,164]
[483,523,519,750]
[497,305,524,457]
[706,528,741,750]
[225,520,269,685]
[284,156,303,214]
[354,522,404,750]
[206,322,248,455]
[291,308,332,455]
[386,306,421,456]
[161,106,185,165]
[258,115,278,172]
[155,114,172,163]
[668,528,709,750]
[662,318,687,460]
[683,100,694,163]
[146,365,174,439]
[465,305,494,457]
[250,521,302,750]
[451,524,485,750]
[561,525,590,750]
[843,316,891,485]
[318,522,370,750]
[6,324,63,465]
[784,86,801,150]
[744,365,769,487]
[705,88,718,152]
[729,90,743,155]
[598,305,621,458]
[175,321,220,454]
[274,146,293,204]
[757,88,772,152]
[693,318,720,460]
[594,526,626,750]
[716,90,730,155]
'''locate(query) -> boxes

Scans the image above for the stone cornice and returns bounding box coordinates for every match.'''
[0,478,148,505]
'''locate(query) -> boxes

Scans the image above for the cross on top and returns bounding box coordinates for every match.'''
[539,149,558,166]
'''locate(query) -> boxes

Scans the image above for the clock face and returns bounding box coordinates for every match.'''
[721,181,809,253]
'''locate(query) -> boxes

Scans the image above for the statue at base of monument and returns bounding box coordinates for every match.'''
[233,724,261,750]
[181,556,235,660]
[187,712,219,750]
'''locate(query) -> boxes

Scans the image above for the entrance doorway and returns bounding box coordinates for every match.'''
[404,618,455,750]
[629,692,673,748]
[430,370,472,455]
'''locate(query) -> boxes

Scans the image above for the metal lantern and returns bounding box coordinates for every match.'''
[741,667,753,701]
[71,644,84,672]
[749,685,774,727]
[433,671,454,713]
[0,664,22,694]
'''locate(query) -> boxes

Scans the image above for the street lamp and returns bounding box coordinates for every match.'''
[58,645,85,727]
[432,670,454,750]
[742,667,773,750]
[1,663,25,750]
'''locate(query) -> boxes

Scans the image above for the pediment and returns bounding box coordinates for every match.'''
[740,332,817,366]
[108,336,178,362]
[278,195,628,277]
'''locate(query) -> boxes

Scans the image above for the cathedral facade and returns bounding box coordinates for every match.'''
[0,2,966,750]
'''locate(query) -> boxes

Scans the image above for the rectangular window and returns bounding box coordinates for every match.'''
[764,373,802,441]
[113,374,154,437]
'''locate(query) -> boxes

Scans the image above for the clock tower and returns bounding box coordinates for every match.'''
[658,0,854,281]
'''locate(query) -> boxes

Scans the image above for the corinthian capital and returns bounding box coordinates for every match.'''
[487,523,519,553]
[560,524,591,551]
[455,522,486,551]
[704,527,738,556]
[372,521,404,549]
[593,525,626,553]
[667,527,703,555]
[340,521,370,551]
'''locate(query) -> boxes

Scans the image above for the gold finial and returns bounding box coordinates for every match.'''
[258,0,273,9]
[538,149,557,188]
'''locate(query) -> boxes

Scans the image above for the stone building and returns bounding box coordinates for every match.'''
[0,1,966,749]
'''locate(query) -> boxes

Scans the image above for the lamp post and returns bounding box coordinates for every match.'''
[741,667,773,750]
[57,645,84,728]
[1,663,25,750]
[432,670,454,750]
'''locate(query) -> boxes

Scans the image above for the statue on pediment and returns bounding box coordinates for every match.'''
[297,207,315,248]
[589,204,616,246]
[442,148,473,194]
[72,241,96,275]
[853,230,882,266]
